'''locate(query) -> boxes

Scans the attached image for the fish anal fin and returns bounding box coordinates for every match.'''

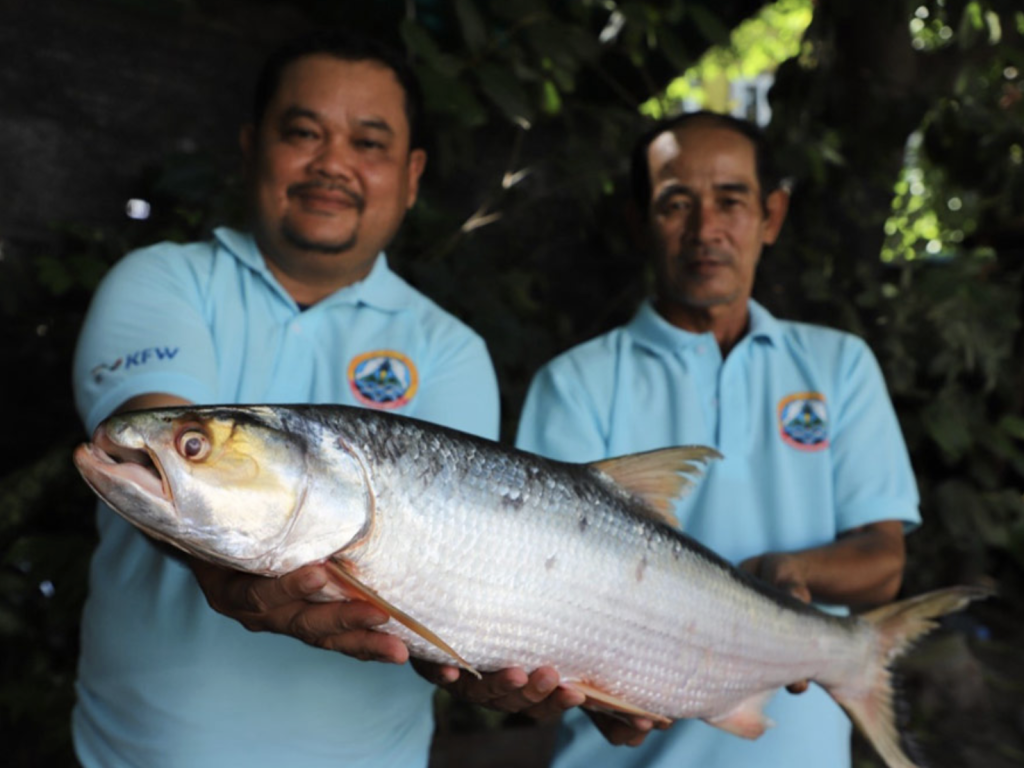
[591,446,721,529]
[567,681,671,726]
[704,690,776,739]
[325,559,482,679]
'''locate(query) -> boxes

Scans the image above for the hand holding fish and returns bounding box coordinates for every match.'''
[739,551,813,605]
[586,710,670,747]
[416,660,666,746]
[414,661,586,717]
[738,521,907,610]
[190,559,409,664]
[739,522,907,698]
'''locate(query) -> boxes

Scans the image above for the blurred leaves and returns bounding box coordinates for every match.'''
[0,440,95,766]
[477,64,536,124]
[762,0,1024,607]
[758,7,1023,759]
[648,0,813,117]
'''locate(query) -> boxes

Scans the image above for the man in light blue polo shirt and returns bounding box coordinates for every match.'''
[515,112,920,767]
[72,32,500,767]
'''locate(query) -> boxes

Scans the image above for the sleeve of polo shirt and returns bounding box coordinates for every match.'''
[830,338,920,532]
[73,246,218,434]
[411,331,500,442]
[515,361,606,463]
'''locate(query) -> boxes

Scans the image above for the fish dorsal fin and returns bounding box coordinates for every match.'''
[325,560,482,679]
[566,681,672,726]
[591,446,721,529]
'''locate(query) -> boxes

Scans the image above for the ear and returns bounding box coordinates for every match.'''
[405,149,428,209]
[239,124,256,169]
[762,188,790,246]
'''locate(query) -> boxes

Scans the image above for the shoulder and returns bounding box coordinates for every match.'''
[121,238,216,269]
[525,327,630,416]
[776,318,865,351]
[541,327,630,383]
[775,319,875,372]
[99,239,216,295]
[772,320,893,424]
[386,272,489,352]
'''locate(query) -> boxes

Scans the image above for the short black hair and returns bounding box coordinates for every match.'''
[630,111,779,215]
[251,30,426,152]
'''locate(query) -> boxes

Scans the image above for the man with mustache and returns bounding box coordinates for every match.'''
[72,31,502,767]
[511,112,921,767]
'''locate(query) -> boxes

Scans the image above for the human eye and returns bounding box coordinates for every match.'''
[658,194,691,218]
[353,134,388,151]
[718,195,746,212]
[281,122,320,143]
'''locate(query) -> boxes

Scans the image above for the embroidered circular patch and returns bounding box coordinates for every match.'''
[777,392,829,451]
[348,350,419,409]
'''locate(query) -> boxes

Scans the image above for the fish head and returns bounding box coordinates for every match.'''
[73,405,372,574]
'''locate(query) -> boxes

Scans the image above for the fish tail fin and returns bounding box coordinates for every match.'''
[831,586,993,768]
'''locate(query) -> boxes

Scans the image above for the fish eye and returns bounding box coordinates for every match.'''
[176,428,211,461]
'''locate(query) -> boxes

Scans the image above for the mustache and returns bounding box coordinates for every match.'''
[679,245,734,266]
[287,181,365,211]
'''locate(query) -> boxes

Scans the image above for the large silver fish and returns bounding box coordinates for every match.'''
[73,404,987,768]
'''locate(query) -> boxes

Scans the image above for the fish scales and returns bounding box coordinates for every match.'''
[73,403,992,768]
[320,407,873,718]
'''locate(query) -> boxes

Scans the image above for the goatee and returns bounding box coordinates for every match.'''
[281,223,358,255]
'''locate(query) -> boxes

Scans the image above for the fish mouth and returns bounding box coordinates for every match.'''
[73,425,171,505]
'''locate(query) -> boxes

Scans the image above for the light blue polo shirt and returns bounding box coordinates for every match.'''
[516,299,919,768]
[72,227,499,768]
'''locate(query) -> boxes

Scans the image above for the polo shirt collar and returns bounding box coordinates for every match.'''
[628,298,782,354]
[747,299,783,346]
[214,226,409,312]
[318,251,409,312]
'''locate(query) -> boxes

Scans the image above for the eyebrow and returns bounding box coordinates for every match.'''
[358,117,395,135]
[280,106,321,123]
[715,182,754,196]
[653,183,690,208]
[278,108,396,136]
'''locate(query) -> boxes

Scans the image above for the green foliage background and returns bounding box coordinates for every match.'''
[2,1,1022,766]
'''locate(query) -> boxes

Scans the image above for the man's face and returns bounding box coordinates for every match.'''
[646,121,786,315]
[243,54,425,275]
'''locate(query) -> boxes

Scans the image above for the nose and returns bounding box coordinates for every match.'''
[685,199,721,244]
[309,136,355,181]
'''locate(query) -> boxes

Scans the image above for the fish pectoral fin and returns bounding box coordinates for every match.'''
[591,446,722,528]
[703,690,776,740]
[325,560,482,680]
[567,681,672,726]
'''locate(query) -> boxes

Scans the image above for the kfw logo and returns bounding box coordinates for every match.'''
[92,346,179,382]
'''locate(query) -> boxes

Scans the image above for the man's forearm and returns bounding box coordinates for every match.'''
[740,520,906,609]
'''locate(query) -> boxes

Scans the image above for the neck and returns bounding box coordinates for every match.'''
[256,236,378,306]
[654,297,750,357]
[266,259,375,305]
